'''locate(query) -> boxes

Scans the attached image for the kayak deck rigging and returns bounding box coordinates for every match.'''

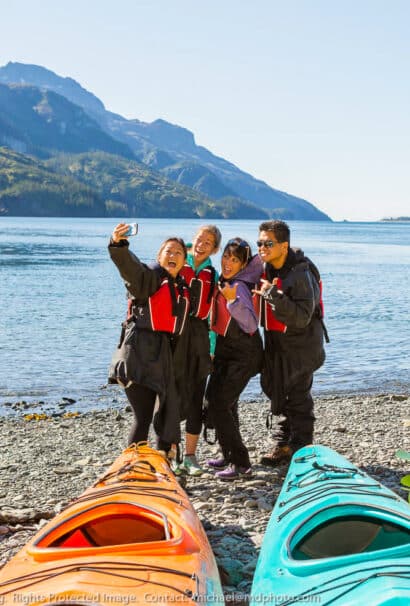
[252,444,410,606]
[0,443,223,604]
[0,561,198,599]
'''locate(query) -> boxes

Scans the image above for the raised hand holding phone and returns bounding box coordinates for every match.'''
[124,223,138,237]
[111,222,138,243]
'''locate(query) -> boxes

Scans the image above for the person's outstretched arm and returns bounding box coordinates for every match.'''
[109,223,160,299]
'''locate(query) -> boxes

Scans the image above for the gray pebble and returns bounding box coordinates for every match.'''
[0,392,408,597]
[257,498,272,512]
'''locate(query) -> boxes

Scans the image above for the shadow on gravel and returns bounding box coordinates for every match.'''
[201,519,259,606]
[359,464,406,497]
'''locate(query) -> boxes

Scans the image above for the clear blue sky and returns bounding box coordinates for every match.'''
[1,0,409,221]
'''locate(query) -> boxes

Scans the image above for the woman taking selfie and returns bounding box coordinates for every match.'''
[205,238,263,480]
[108,222,190,457]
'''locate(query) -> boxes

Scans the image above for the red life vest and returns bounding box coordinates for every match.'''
[253,261,328,339]
[209,289,232,336]
[180,264,216,320]
[318,279,325,319]
[127,273,190,336]
[253,272,287,333]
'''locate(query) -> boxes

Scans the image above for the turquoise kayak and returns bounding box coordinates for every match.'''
[251,445,410,605]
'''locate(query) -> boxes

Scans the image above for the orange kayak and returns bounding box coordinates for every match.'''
[0,443,223,605]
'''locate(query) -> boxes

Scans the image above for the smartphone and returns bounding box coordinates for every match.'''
[124,223,138,237]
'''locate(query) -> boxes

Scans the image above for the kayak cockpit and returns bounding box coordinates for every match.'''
[34,501,171,549]
[290,507,410,560]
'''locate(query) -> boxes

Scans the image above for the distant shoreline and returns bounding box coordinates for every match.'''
[2,384,410,417]
[3,214,410,223]
[381,217,410,222]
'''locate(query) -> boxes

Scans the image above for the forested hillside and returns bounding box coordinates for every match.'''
[0,147,269,218]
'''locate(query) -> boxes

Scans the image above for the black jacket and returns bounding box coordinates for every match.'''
[108,241,187,445]
[261,248,326,413]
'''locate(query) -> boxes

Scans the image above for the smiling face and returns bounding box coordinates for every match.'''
[158,240,186,277]
[192,229,218,267]
[257,230,289,268]
[221,252,245,280]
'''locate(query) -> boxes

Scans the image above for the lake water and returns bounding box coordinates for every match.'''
[1,217,409,414]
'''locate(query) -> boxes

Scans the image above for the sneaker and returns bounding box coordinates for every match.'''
[170,458,184,476]
[215,464,252,481]
[260,445,293,467]
[207,457,228,469]
[182,455,204,476]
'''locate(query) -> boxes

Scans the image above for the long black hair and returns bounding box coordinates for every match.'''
[222,237,252,265]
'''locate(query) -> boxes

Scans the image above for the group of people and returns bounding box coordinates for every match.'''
[108,220,326,481]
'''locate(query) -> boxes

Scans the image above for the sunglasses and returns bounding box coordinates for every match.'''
[226,238,250,261]
[227,238,250,247]
[256,239,278,248]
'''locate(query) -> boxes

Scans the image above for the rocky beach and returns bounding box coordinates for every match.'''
[0,393,409,603]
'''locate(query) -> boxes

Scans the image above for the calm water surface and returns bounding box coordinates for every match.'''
[1,217,409,414]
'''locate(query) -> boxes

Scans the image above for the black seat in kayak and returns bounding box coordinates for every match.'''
[292,515,410,560]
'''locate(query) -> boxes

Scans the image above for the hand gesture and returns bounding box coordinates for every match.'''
[112,223,131,243]
[252,278,278,296]
[219,282,238,303]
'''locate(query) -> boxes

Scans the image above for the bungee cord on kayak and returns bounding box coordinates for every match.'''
[0,561,199,598]
[277,565,410,606]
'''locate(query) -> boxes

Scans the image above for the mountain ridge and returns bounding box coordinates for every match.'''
[0,82,133,160]
[0,61,331,221]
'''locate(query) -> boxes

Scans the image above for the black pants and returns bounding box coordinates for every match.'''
[206,332,263,468]
[125,383,171,452]
[185,377,207,435]
[208,396,250,467]
[183,318,211,435]
[273,373,315,450]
